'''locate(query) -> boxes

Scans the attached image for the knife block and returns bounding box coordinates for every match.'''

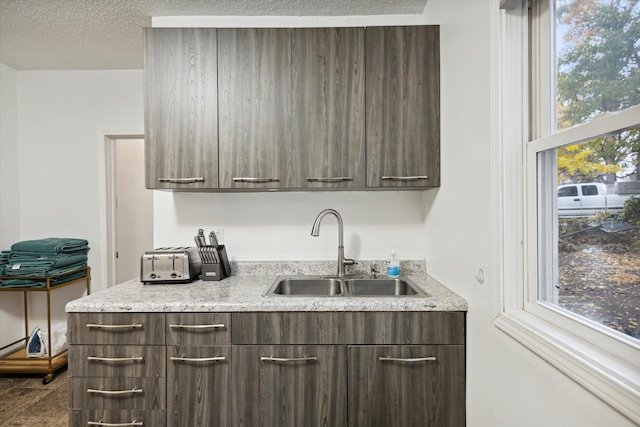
[201,245,230,281]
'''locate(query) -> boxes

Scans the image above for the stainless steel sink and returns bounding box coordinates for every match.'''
[265,276,427,297]
[270,277,343,296]
[344,278,424,296]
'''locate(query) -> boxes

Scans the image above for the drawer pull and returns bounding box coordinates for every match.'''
[170,356,226,362]
[158,177,204,183]
[379,356,437,363]
[87,387,143,395]
[232,177,280,183]
[260,356,318,362]
[381,175,429,181]
[168,323,225,330]
[306,177,353,182]
[86,323,143,330]
[88,421,143,426]
[87,356,144,362]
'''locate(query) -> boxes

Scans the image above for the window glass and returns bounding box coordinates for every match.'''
[536,0,640,340]
[581,185,599,196]
[555,0,640,131]
[558,186,578,197]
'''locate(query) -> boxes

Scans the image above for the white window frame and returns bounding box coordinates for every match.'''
[490,0,640,423]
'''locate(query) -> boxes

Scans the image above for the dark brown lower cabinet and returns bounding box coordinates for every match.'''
[232,345,348,426]
[167,346,231,427]
[69,311,465,426]
[348,345,465,427]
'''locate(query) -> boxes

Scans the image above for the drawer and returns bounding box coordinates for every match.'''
[347,345,465,426]
[166,313,231,345]
[69,345,165,378]
[69,377,166,410]
[68,313,165,345]
[69,409,166,427]
[232,312,465,345]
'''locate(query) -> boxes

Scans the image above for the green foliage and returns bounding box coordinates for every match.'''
[556,0,640,182]
[618,196,640,226]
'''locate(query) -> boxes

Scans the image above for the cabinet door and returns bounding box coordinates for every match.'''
[218,28,293,189]
[167,346,231,427]
[348,345,465,427]
[291,27,365,188]
[144,28,218,190]
[365,26,440,188]
[232,345,347,426]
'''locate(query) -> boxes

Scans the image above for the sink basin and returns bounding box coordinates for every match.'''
[265,276,427,297]
[269,277,342,296]
[344,278,425,296]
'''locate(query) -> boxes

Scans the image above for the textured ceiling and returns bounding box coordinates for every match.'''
[0,0,428,70]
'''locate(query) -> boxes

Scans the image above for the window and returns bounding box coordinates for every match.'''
[558,186,577,197]
[533,0,640,339]
[493,0,640,423]
[580,185,598,196]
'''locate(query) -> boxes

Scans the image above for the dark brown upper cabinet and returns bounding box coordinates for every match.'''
[144,26,440,192]
[291,27,366,189]
[217,28,294,190]
[144,28,219,190]
[365,26,440,188]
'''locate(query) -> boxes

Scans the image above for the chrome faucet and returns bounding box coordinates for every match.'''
[311,208,356,277]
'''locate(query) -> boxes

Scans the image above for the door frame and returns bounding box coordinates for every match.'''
[104,134,145,288]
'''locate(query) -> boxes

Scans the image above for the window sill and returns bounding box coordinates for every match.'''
[494,308,640,424]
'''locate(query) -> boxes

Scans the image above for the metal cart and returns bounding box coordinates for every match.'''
[0,266,90,383]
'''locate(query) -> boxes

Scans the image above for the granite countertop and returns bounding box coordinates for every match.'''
[66,260,467,313]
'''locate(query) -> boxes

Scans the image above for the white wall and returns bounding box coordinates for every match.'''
[0,0,634,424]
[0,64,20,247]
[14,70,144,295]
[0,63,24,348]
[422,1,634,426]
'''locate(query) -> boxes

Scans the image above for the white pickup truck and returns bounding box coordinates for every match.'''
[557,182,640,217]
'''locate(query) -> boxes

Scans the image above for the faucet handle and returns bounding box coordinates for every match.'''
[370,265,379,278]
[344,258,357,266]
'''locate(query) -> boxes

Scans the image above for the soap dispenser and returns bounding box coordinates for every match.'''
[387,246,400,278]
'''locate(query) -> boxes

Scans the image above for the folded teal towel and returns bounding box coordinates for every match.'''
[8,253,87,271]
[0,268,87,288]
[10,248,89,257]
[11,238,89,254]
[2,262,87,278]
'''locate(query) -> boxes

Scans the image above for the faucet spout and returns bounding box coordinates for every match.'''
[311,209,354,277]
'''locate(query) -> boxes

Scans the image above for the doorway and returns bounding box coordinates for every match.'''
[106,137,153,286]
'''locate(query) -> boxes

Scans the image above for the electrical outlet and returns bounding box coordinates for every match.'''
[213,228,224,245]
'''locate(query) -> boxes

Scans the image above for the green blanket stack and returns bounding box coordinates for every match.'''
[0,238,89,288]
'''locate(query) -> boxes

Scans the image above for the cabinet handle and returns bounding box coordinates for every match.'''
[86,323,143,330]
[232,177,280,183]
[168,323,225,329]
[260,356,318,362]
[306,177,353,182]
[87,387,143,395]
[88,421,143,426]
[87,356,144,362]
[381,176,429,181]
[170,356,227,362]
[158,177,204,183]
[378,356,437,363]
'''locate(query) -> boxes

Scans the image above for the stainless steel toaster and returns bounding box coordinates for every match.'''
[140,247,202,284]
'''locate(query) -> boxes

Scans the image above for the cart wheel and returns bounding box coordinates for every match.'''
[43,373,54,384]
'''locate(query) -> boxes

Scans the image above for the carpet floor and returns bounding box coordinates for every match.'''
[0,368,68,427]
